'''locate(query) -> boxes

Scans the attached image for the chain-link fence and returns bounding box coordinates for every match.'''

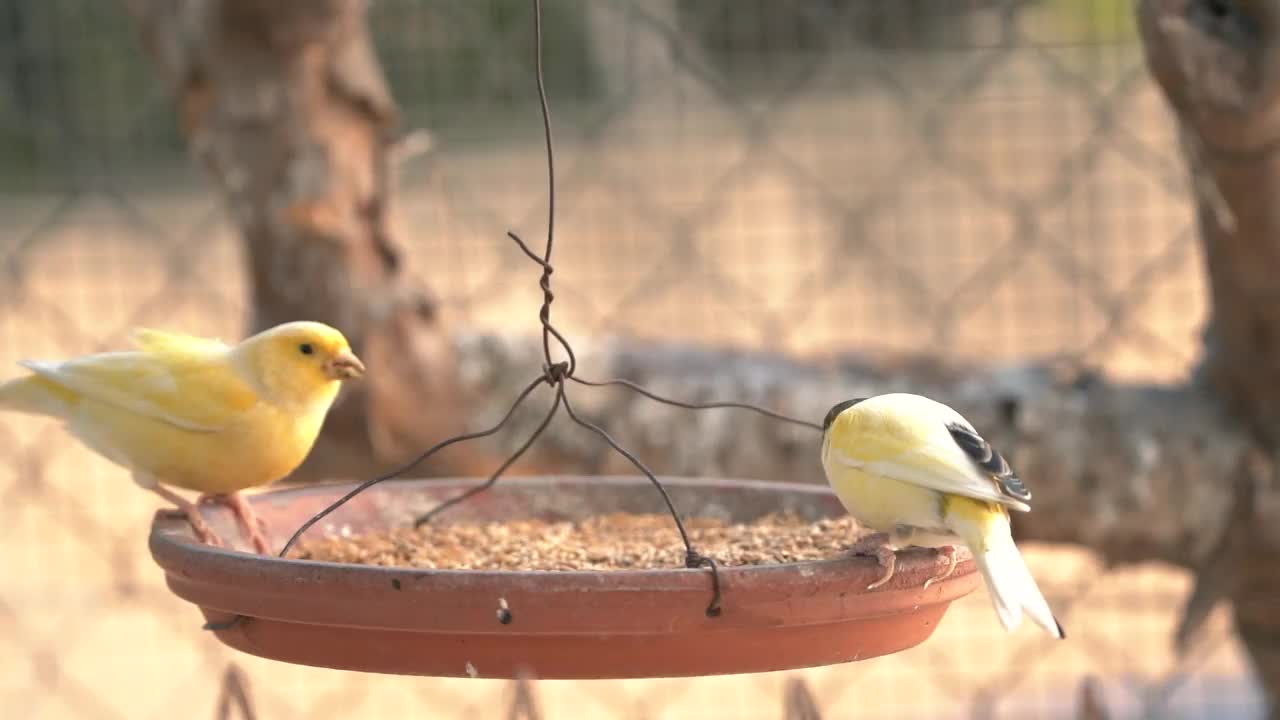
[0,1,1258,718]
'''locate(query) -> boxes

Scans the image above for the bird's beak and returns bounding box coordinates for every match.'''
[326,350,366,380]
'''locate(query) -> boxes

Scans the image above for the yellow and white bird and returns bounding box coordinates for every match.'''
[0,321,365,553]
[820,392,1064,638]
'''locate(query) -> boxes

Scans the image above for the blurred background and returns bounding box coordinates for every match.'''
[0,0,1259,718]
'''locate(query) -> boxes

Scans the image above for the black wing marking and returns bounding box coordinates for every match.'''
[822,398,866,431]
[946,422,1030,503]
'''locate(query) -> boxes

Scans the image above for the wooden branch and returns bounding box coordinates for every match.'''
[121,0,475,480]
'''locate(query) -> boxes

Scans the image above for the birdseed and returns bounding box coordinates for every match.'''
[291,512,871,570]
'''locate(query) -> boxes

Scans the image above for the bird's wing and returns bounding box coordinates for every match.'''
[828,413,1032,511]
[18,351,259,433]
[943,422,1031,505]
[130,328,231,356]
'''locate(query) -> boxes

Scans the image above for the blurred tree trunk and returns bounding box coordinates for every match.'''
[120,0,477,480]
[1138,0,1280,714]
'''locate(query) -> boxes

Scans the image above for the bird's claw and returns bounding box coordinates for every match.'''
[199,492,273,554]
[188,516,225,548]
[866,545,898,590]
[844,532,899,590]
[234,503,273,554]
[922,545,959,590]
[152,487,228,547]
[245,528,272,555]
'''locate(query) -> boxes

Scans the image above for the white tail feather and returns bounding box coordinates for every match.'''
[0,375,74,418]
[973,527,1063,638]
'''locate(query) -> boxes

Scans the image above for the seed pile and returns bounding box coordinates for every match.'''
[291,512,871,571]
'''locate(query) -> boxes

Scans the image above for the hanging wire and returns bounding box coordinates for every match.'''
[214,0,826,630]
[413,383,565,528]
[277,374,549,556]
[569,375,823,431]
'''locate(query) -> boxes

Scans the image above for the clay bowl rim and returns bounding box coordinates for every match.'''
[149,475,979,634]
[149,476,982,677]
[150,474,971,582]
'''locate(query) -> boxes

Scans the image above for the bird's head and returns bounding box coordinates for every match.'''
[235,321,365,404]
[822,397,865,434]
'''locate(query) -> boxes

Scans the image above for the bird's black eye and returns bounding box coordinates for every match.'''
[299,343,314,355]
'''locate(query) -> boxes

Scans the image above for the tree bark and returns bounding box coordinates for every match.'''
[1139,1,1280,713]
[121,0,475,480]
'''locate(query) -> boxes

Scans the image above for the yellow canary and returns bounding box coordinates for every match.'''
[820,393,1064,638]
[0,321,365,553]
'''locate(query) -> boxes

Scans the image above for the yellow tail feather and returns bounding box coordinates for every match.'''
[946,496,1065,639]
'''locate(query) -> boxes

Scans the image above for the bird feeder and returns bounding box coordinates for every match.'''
[149,475,979,679]
[146,0,986,679]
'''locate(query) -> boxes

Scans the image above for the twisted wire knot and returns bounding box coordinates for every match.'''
[544,361,570,385]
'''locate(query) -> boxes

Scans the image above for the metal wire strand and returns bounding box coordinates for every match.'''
[277,374,549,559]
[530,0,559,373]
[507,230,576,376]
[413,383,565,527]
[570,375,823,432]
[560,390,723,617]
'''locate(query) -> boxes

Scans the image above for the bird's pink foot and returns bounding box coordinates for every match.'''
[229,494,272,555]
[154,487,226,548]
[846,533,898,590]
[188,514,225,548]
[201,493,272,554]
[923,545,959,590]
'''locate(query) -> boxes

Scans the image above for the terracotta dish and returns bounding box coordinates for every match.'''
[149,476,979,678]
